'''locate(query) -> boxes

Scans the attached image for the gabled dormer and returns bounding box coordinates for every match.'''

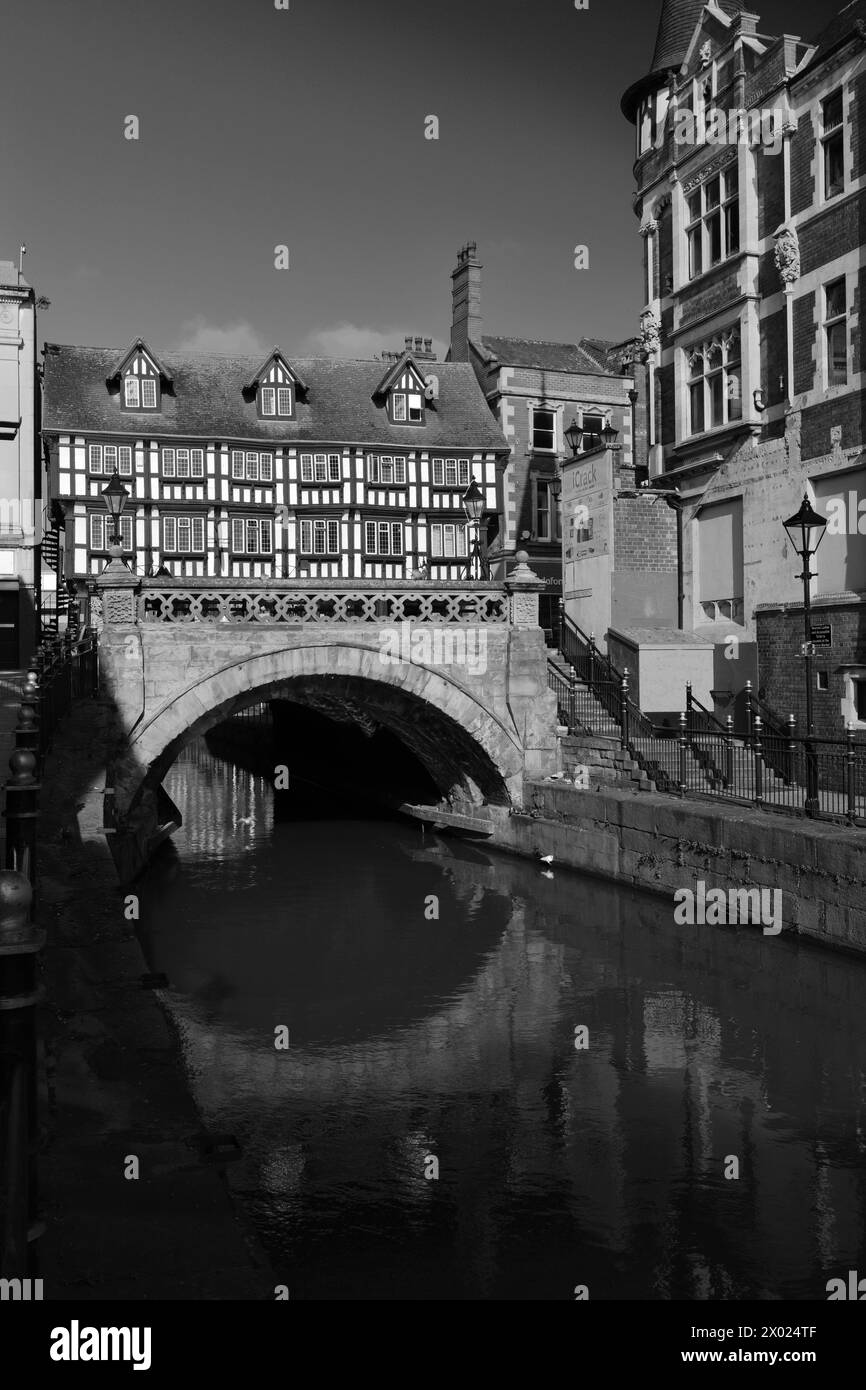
[106,337,171,412]
[373,353,431,426]
[244,347,306,420]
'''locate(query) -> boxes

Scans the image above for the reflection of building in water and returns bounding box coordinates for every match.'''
[144,748,866,1296]
[163,739,273,864]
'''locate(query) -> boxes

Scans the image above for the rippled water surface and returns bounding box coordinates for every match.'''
[138,741,866,1300]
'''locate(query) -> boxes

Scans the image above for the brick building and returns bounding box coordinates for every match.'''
[446,242,644,633]
[41,338,507,589]
[622,0,866,734]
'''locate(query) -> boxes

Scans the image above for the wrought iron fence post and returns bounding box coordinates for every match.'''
[0,870,44,1279]
[588,633,596,690]
[725,714,734,788]
[753,714,764,807]
[846,724,857,825]
[787,713,796,788]
[556,597,564,654]
[685,681,693,744]
[620,670,630,751]
[569,665,578,732]
[744,679,754,749]
[678,712,688,795]
[3,752,40,894]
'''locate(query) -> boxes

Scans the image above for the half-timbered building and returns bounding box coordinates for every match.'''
[41,338,508,589]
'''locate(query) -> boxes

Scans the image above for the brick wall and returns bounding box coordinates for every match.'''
[613,495,678,572]
[790,108,815,217]
[792,292,816,395]
[800,389,866,460]
[852,70,866,182]
[799,191,866,276]
[760,307,787,407]
[757,139,785,240]
[757,601,866,737]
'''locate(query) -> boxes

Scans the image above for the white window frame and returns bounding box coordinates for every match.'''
[431,458,470,488]
[277,386,293,416]
[391,392,407,421]
[89,444,133,476]
[163,514,206,553]
[260,386,276,416]
[821,88,845,203]
[230,450,273,482]
[364,520,404,556]
[140,377,157,409]
[368,455,406,485]
[824,277,848,388]
[430,523,468,558]
[90,513,134,551]
[686,327,742,436]
[123,376,140,408]
[299,518,340,555]
[531,407,556,453]
[686,167,739,281]
[230,515,273,554]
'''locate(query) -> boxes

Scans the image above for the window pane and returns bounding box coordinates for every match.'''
[582,415,603,450]
[246,452,259,482]
[118,447,133,476]
[688,227,703,278]
[709,373,724,427]
[532,409,555,450]
[277,387,292,415]
[89,445,101,472]
[687,192,701,223]
[707,210,722,264]
[445,459,457,486]
[232,451,245,479]
[705,177,720,210]
[392,393,406,421]
[124,377,139,407]
[828,321,848,384]
[327,521,339,553]
[726,369,742,421]
[301,454,312,481]
[459,460,469,486]
[232,518,244,552]
[163,517,176,552]
[823,90,843,130]
[300,521,311,552]
[826,278,846,319]
[432,460,443,486]
[690,381,705,434]
[141,378,157,408]
[192,517,204,551]
[259,454,272,482]
[329,454,341,482]
[176,450,190,479]
[825,133,844,198]
[725,198,739,255]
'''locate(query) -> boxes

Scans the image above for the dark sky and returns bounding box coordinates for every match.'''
[0,0,833,358]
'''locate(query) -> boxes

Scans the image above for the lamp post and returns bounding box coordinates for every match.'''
[100,471,129,564]
[782,494,827,816]
[564,417,584,457]
[462,478,488,580]
[600,421,619,450]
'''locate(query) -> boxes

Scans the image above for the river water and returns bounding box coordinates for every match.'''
[138,739,866,1301]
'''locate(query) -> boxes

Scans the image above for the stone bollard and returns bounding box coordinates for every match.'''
[0,871,44,1278]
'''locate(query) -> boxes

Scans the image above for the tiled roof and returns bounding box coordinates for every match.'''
[802,0,866,66]
[41,345,509,451]
[650,0,747,75]
[479,335,621,376]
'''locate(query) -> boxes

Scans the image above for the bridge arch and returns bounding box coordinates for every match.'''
[113,641,524,820]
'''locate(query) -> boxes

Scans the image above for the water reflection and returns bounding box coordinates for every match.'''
[138,740,866,1300]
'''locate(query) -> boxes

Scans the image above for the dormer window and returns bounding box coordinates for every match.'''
[391,389,424,424]
[123,373,159,410]
[259,384,294,418]
[247,349,302,420]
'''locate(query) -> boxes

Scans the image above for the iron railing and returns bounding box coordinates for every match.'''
[552,618,866,825]
[1,631,99,1280]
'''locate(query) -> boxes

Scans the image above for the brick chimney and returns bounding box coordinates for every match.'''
[450,241,482,362]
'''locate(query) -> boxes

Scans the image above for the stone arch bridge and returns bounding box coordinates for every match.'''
[92,558,559,875]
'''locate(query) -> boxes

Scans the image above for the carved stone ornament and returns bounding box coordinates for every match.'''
[699,40,713,68]
[511,591,539,627]
[773,223,800,288]
[103,590,136,624]
[640,311,661,355]
[639,211,658,238]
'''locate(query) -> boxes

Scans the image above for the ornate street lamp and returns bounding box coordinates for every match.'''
[101,471,129,556]
[600,421,619,450]
[462,478,489,580]
[564,418,584,456]
[782,494,828,816]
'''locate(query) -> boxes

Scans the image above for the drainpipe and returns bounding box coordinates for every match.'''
[663,492,685,630]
